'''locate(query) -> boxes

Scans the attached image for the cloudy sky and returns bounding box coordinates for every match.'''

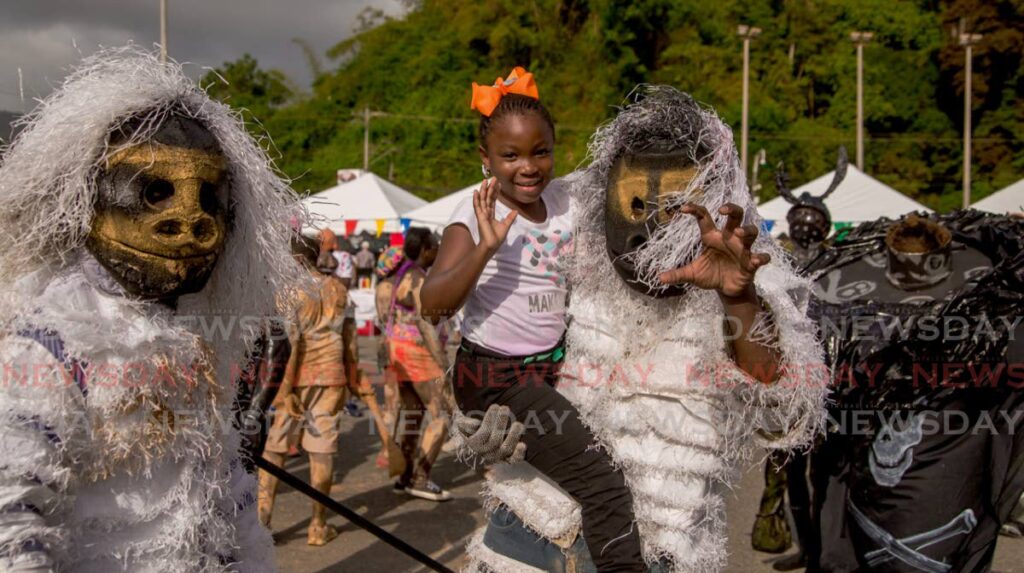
[0,0,407,112]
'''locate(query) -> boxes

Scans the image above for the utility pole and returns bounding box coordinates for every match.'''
[160,0,168,63]
[737,25,761,187]
[850,31,873,170]
[960,31,982,208]
[17,67,24,110]
[363,105,371,171]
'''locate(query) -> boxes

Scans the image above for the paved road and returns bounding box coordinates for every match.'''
[266,338,1024,572]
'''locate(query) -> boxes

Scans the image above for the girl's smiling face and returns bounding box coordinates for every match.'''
[479,113,555,205]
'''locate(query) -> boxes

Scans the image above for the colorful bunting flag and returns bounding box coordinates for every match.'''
[400,218,411,234]
[760,220,775,234]
[344,220,357,237]
[375,219,386,238]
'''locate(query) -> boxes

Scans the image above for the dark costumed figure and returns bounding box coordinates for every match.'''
[806,209,1024,572]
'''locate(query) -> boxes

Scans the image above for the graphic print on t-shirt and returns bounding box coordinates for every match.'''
[522,228,573,288]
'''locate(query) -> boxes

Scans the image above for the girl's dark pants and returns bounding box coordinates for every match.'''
[454,341,646,572]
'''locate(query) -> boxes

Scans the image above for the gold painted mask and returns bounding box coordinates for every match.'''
[605,150,702,297]
[87,138,228,300]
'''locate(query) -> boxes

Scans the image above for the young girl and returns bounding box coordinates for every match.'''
[420,68,646,572]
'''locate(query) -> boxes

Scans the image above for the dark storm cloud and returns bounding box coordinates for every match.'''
[0,0,405,111]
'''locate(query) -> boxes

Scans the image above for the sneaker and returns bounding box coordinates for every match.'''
[772,551,807,571]
[405,480,453,502]
[342,400,364,417]
[392,480,409,495]
[1000,522,1024,538]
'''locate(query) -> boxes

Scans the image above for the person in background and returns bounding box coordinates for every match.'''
[320,230,362,418]
[258,236,347,547]
[374,246,406,471]
[322,230,393,445]
[356,240,376,288]
[384,228,453,501]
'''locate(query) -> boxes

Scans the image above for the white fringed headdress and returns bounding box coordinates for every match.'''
[0,46,304,374]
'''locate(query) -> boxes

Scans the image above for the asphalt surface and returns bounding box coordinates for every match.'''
[266,337,1024,572]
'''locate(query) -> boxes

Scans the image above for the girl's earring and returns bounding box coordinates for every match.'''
[481,164,492,178]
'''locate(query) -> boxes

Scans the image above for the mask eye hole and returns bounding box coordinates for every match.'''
[142,179,175,209]
[627,235,647,250]
[199,182,221,214]
[631,196,645,216]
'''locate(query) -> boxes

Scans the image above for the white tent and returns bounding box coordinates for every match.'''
[302,169,427,236]
[405,182,480,230]
[756,165,931,236]
[972,180,1024,214]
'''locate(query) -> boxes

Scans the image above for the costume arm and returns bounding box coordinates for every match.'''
[722,289,783,384]
[0,339,79,572]
[729,264,828,450]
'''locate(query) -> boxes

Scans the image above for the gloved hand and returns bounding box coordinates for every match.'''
[453,404,526,464]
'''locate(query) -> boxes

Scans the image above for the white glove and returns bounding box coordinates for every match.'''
[453,404,526,464]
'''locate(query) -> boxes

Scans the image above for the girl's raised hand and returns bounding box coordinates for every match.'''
[473,177,517,254]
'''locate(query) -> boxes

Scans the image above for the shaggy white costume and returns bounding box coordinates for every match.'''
[465,87,827,572]
[0,49,299,572]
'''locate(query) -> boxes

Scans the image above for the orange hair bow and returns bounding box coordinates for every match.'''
[470,67,540,117]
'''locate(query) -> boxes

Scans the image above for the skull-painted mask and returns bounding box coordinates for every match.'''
[87,115,228,300]
[605,149,701,297]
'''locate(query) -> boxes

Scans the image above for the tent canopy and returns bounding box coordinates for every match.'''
[972,180,1024,214]
[405,182,480,230]
[756,165,931,236]
[302,169,426,236]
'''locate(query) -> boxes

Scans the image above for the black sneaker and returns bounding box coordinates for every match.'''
[392,480,409,495]
[342,400,364,417]
[405,480,452,502]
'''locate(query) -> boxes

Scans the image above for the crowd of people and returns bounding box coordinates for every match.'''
[1,47,1021,573]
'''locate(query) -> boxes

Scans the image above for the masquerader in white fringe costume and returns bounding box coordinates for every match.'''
[460,87,828,572]
[0,48,299,572]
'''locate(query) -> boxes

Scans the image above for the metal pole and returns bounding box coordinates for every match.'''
[856,42,863,169]
[850,31,873,171]
[363,105,370,171]
[964,43,971,208]
[160,0,168,63]
[960,32,982,208]
[737,25,761,188]
[17,67,24,110]
[741,36,750,179]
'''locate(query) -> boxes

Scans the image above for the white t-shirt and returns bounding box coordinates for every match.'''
[447,177,574,356]
[332,251,357,319]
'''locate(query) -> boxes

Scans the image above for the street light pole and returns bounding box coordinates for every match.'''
[160,0,168,63]
[960,32,982,208]
[850,31,873,170]
[737,25,761,187]
[363,105,371,171]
